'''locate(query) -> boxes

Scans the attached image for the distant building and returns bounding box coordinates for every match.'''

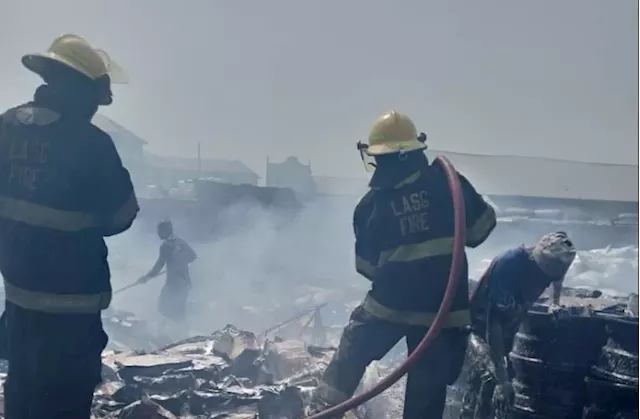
[266,156,317,199]
[145,153,259,188]
[92,114,147,188]
[93,114,259,190]
[425,149,638,203]
[312,152,639,219]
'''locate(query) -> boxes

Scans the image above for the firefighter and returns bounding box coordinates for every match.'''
[462,231,577,418]
[309,111,497,419]
[0,34,138,418]
[137,220,197,337]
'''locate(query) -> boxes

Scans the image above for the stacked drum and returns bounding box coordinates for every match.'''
[508,307,607,419]
[583,315,639,419]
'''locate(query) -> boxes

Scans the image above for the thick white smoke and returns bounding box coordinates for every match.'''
[105,195,367,337]
[105,191,638,342]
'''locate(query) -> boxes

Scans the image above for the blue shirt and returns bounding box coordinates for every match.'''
[472,246,556,349]
[488,246,559,314]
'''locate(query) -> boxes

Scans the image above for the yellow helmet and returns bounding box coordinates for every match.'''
[22,34,128,83]
[366,110,425,156]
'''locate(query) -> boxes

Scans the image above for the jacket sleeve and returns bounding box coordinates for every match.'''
[92,132,139,236]
[458,172,497,248]
[353,191,380,281]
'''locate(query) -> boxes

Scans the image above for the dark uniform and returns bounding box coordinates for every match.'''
[145,235,197,323]
[314,162,496,418]
[0,85,138,417]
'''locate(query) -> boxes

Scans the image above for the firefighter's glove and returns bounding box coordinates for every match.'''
[492,382,514,419]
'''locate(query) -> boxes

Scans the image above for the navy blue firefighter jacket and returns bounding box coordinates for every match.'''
[0,89,139,314]
[353,161,496,328]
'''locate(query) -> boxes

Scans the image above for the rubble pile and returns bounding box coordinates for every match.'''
[0,260,634,418]
[93,325,336,419]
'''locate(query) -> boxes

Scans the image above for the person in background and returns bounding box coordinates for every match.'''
[0,34,137,419]
[309,110,497,419]
[138,220,197,337]
[463,231,577,418]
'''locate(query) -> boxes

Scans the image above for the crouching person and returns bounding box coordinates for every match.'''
[460,232,577,418]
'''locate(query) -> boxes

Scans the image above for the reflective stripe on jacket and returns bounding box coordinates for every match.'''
[352,161,496,322]
[358,206,495,276]
[362,293,471,328]
[0,195,94,232]
[4,281,111,314]
[0,191,139,232]
[0,100,138,299]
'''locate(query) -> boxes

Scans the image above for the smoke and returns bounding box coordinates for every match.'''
[105,195,367,337]
[464,196,639,284]
[564,246,639,295]
[105,193,638,340]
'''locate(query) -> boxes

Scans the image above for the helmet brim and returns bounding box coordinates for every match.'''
[22,53,96,81]
[366,140,426,156]
[22,54,114,106]
[22,52,128,85]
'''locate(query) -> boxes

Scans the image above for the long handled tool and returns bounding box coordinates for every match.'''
[113,270,165,295]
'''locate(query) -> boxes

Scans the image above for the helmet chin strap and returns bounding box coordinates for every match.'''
[357,141,376,171]
[357,132,427,167]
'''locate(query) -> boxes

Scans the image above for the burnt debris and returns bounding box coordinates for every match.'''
[96,324,335,419]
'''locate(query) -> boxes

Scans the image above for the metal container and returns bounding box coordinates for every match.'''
[584,376,638,414]
[584,315,639,418]
[591,315,638,386]
[582,405,638,419]
[508,309,607,419]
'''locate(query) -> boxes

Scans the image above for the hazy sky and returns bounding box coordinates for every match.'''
[1,0,637,178]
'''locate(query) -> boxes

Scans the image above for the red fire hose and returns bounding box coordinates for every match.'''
[305,155,468,419]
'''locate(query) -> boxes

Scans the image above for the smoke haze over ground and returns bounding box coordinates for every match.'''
[107,196,365,335]
[106,193,639,341]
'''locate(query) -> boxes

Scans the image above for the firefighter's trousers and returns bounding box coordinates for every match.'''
[314,305,468,419]
[3,301,107,419]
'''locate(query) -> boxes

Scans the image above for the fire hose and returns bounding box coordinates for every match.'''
[305,155,467,419]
